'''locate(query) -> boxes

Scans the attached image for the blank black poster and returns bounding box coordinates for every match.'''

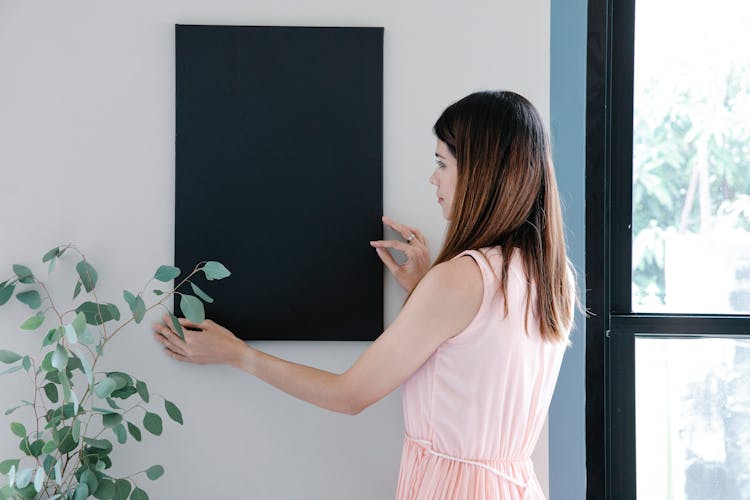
[175,25,384,341]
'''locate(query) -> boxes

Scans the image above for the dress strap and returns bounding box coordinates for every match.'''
[404,434,533,498]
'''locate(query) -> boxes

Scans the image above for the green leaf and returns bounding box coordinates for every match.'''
[41,351,54,372]
[33,464,45,492]
[47,257,56,274]
[57,426,78,454]
[42,247,60,263]
[0,350,21,364]
[22,356,31,372]
[14,467,33,489]
[0,366,23,376]
[43,382,59,403]
[42,439,58,454]
[123,290,136,307]
[154,265,180,282]
[20,313,45,331]
[72,420,81,443]
[142,412,162,436]
[42,327,64,347]
[201,261,231,280]
[78,328,95,344]
[72,312,87,335]
[130,487,148,500]
[112,423,127,445]
[189,282,214,303]
[152,289,164,295]
[136,380,149,403]
[107,372,132,391]
[64,324,78,344]
[127,421,142,442]
[73,280,82,300]
[114,479,132,499]
[51,345,68,371]
[145,465,164,480]
[82,437,113,453]
[76,260,98,293]
[179,294,204,324]
[94,478,116,499]
[29,438,44,457]
[10,422,26,438]
[0,282,16,306]
[81,469,99,497]
[124,291,147,324]
[102,413,123,428]
[164,400,183,425]
[0,459,20,475]
[167,311,185,341]
[13,264,34,284]
[75,301,120,325]
[15,290,41,309]
[95,377,117,399]
[74,482,89,500]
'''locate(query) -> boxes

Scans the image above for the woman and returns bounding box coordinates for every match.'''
[153,90,577,499]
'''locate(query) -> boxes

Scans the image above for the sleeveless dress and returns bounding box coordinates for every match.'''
[394,246,570,500]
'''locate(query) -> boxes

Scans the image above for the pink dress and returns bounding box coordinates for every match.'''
[395,246,569,500]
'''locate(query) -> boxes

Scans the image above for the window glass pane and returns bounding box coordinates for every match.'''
[632,0,750,313]
[636,337,750,498]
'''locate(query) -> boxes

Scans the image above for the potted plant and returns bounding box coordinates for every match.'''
[0,243,230,499]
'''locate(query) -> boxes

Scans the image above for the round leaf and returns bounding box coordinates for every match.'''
[143,412,163,436]
[179,294,204,324]
[0,282,16,305]
[11,422,26,438]
[164,400,183,425]
[42,247,60,263]
[136,380,149,403]
[201,261,230,280]
[0,350,22,364]
[102,412,123,428]
[13,264,34,284]
[114,479,132,499]
[33,466,45,493]
[127,421,142,442]
[43,383,59,403]
[145,465,164,480]
[20,313,45,331]
[72,311,87,335]
[16,290,42,309]
[74,482,89,500]
[76,260,98,293]
[130,486,149,500]
[51,345,68,371]
[95,377,117,399]
[154,265,180,282]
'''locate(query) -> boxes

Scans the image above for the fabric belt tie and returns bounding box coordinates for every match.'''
[404,434,533,499]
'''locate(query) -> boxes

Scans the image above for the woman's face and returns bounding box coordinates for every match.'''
[429,139,458,221]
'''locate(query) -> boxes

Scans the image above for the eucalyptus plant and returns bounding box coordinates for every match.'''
[0,244,230,499]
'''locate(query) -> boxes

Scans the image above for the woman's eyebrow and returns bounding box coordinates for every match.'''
[435,153,445,159]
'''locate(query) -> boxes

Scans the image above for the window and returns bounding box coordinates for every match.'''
[586,0,750,498]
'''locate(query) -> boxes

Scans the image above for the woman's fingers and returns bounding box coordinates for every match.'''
[374,245,402,276]
[153,323,188,356]
[381,215,426,245]
[370,239,412,254]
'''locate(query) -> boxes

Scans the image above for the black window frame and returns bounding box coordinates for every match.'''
[585,0,750,498]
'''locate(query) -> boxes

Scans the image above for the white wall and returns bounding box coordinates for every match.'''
[0,0,550,498]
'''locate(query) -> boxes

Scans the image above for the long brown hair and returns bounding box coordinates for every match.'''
[403,90,577,343]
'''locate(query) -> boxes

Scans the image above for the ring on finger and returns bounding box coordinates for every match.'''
[406,232,416,244]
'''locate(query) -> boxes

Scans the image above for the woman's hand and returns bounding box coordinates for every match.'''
[152,312,249,366]
[370,215,431,294]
